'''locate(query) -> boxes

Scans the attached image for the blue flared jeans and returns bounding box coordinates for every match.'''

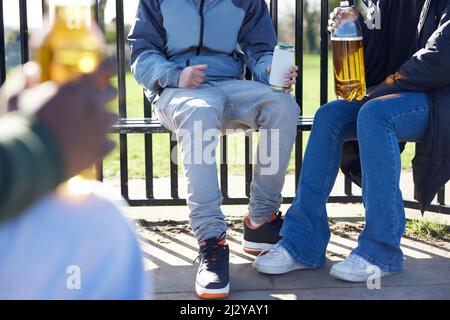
[280,92,429,273]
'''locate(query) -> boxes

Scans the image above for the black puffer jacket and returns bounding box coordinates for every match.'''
[340,0,450,212]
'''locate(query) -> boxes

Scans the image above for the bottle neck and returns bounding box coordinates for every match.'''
[50,2,94,30]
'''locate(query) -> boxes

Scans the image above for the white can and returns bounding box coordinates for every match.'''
[269,43,295,91]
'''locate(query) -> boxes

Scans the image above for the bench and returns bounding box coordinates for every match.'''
[109,115,450,215]
[110,116,315,134]
[108,115,316,206]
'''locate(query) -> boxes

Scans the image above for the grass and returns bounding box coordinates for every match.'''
[406,220,450,242]
[103,54,416,179]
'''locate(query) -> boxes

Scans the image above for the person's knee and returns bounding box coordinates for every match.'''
[314,100,350,129]
[279,93,301,115]
[357,99,391,135]
[264,93,300,128]
[173,98,223,132]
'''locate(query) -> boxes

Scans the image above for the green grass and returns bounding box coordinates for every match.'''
[103,54,415,179]
[406,220,450,242]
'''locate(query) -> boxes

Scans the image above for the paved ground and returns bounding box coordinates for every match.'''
[124,204,449,300]
[108,171,450,202]
[111,172,450,300]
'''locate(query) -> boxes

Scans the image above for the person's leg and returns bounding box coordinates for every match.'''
[155,86,227,242]
[279,99,363,268]
[217,80,300,220]
[215,80,299,252]
[0,189,148,300]
[352,92,429,273]
[249,90,299,222]
[155,85,229,299]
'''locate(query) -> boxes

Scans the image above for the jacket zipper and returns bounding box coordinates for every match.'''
[196,0,206,56]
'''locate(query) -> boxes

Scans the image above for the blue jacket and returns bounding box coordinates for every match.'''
[128,0,277,102]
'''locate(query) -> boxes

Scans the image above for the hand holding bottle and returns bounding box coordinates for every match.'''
[328,4,360,33]
[0,61,117,180]
[331,1,366,102]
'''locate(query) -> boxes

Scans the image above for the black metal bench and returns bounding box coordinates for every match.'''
[109,115,368,207]
[110,116,315,134]
[110,115,449,215]
[109,115,321,207]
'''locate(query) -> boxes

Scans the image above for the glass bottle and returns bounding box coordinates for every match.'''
[36,0,105,184]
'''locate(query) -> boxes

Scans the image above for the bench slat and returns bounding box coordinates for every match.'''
[110,117,314,134]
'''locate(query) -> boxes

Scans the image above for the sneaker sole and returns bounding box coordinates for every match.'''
[253,262,309,275]
[329,268,393,283]
[242,240,275,254]
[196,283,230,300]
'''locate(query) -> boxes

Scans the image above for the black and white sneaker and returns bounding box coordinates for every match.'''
[195,233,229,299]
[242,212,283,254]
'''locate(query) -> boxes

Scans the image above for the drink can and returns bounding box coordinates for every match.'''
[269,43,295,91]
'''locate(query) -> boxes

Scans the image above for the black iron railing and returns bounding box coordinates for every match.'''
[0,0,448,214]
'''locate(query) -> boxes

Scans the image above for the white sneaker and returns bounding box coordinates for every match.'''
[253,244,310,275]
[330,254,393,283]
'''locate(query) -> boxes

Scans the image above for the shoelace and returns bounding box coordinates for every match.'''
[193,233,227,269]
[348,254,368,268]
[194,244,225,269]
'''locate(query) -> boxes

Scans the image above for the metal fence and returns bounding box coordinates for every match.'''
[0,0,448,214]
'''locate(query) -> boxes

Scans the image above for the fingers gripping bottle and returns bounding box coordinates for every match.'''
[331,1,366,101]
[35,0,105,186]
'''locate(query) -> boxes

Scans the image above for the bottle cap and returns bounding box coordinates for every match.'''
[340,1,350,7]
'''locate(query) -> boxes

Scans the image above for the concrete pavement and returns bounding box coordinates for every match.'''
[112,171,450,300]
[130,213,450,300]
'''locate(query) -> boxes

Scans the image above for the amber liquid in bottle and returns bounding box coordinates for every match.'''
[36,1,105,183]
[332,38,366,101]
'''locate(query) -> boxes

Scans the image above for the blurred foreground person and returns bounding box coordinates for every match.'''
[0,63,149,299]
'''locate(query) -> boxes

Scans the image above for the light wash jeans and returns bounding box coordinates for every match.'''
[155,79,300,242]
[280,92,429,273]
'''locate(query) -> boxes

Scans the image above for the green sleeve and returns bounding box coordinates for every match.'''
[0,113,65,223]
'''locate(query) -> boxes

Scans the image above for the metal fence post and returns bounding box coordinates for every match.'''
[19,0,29,64]
[115,0,129,199]
[0,0,6,85]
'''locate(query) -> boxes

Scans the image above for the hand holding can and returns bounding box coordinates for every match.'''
[269,43,296,93]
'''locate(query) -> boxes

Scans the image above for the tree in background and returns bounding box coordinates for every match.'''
[97,0,107,32]
[280,0,321,53]
[330,0,341,9]
[304,0,320,53]
[280,0,342,53]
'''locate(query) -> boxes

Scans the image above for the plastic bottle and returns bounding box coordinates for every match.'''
[331,1,366,101]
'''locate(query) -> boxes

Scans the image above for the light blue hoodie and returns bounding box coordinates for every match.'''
[128,0,277,102]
